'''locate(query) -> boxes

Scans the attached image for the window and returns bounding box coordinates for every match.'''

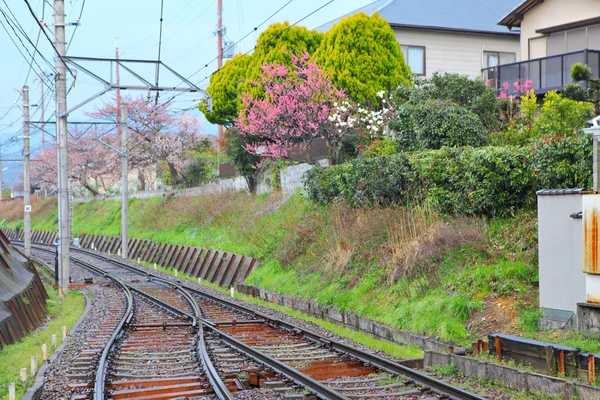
[483,51,516,68]
[401,45,425,75]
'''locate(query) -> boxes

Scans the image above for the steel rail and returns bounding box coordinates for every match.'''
[23,243,484,400]
[22,244,234,400]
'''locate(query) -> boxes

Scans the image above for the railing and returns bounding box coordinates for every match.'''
[483,49,600,93]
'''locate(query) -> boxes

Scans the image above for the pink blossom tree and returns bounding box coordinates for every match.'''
[87,96,207,188]
[33,96,207,194]
[235,52,352,165]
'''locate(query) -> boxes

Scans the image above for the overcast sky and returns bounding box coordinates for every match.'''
[0,0,373,184]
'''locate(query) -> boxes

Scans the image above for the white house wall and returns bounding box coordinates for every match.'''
[393,28,520,79]
[520,0,600,58]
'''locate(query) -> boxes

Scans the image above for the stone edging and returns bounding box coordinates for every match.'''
[21,268,94,400]
[236,284,463,353]
[425,351,600,400]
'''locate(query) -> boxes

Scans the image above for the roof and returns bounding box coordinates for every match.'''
[536,188,585,196]
[317,0,521,36]
[498,0,544,28]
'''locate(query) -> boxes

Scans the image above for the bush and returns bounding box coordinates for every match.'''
[395,72,500,130]
[303,154,420,207]
[528,134,592,190]
[363,139,398,158]
[303,136,593,216]
[411,146,531,216]
[392,100,488,151]
[531,91,593,137]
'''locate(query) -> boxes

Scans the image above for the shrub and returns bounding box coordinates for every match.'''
[411,146,531,216]
[395,72,500,130]
[531,91,593,137]
[528,134,593,190]
[391,100,488,151]
[363,139,398,158]
[303,136,593,216]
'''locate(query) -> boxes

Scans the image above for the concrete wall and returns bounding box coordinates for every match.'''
[424,351,600,400]
[537,192,585,316]
[73,161,323,203]
[394,28,520,78]
[520,0,600,58]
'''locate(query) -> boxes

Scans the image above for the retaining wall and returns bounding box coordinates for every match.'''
[236,284,462,353]
[71,161,324,202]
[2,229,257,288]
[424,351,600,400]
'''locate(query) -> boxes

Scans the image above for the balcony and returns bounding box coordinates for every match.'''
[483,49,600,94]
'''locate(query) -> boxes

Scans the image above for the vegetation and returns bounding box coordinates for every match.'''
[314,12,411,107]
[0,288,85,400]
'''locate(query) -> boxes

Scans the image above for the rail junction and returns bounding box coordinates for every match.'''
[16,241,486,400]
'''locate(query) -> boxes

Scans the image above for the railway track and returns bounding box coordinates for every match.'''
[23,242,486,400]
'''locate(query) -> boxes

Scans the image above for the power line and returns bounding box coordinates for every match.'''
[23,0,75,78]
[0,8,53,89]
[185,0,295,83]
[162,0,334,108]
[66,0,85,52]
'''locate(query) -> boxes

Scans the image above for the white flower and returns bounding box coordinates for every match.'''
[376,90,385,98]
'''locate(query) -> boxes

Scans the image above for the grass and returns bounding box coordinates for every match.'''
[0,287,85,400]
[0,191,544,346]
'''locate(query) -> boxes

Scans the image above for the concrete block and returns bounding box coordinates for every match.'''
[324,307,343,323]
[486,363,525,391]
[573,382,600,400]
[451,355,487,381]
[423,351,451,367]
[525,372,568,397]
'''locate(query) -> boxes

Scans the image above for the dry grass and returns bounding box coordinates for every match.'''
[322,203,484,282]
[0,198,24,222]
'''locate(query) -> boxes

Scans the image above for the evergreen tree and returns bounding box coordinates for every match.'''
[315,12,411,107]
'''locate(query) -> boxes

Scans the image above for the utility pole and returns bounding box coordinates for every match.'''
[120,103,128,259]
[40,73,46,198]
[217,0,224,145]
[55,0,70,297]
[0,144,3,200]
[23,86,31,257]
[115,41,121,118]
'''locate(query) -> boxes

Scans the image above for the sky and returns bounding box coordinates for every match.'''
[0,0,374,186]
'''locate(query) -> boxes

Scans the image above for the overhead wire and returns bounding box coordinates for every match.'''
[0,7,55,89]
[23,0,76,78]
[162,0,334,110]
[66,0,85,52]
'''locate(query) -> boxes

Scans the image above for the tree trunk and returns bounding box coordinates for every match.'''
[138,170,146,191]
[245,172,258,194]
[83,182,100,196]
[167,161,180,186]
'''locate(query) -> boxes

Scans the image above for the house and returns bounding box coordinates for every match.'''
[489,0,600,92]
[317,0,522,79]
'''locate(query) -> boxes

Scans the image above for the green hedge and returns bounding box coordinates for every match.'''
[303,136,592,216]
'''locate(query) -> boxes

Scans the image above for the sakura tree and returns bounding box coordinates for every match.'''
[32,128,115,196]
[33,95,208,194]
[87,96,207,188]
[235,52,351,165]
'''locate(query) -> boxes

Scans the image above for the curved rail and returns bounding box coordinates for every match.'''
[23,243,234,400]
[23,243,485,400]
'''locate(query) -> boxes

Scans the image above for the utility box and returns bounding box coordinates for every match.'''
[537,189,586,328]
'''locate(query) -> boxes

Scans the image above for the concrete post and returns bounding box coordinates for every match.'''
[23,86,31,257]
[121,103,129,260]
